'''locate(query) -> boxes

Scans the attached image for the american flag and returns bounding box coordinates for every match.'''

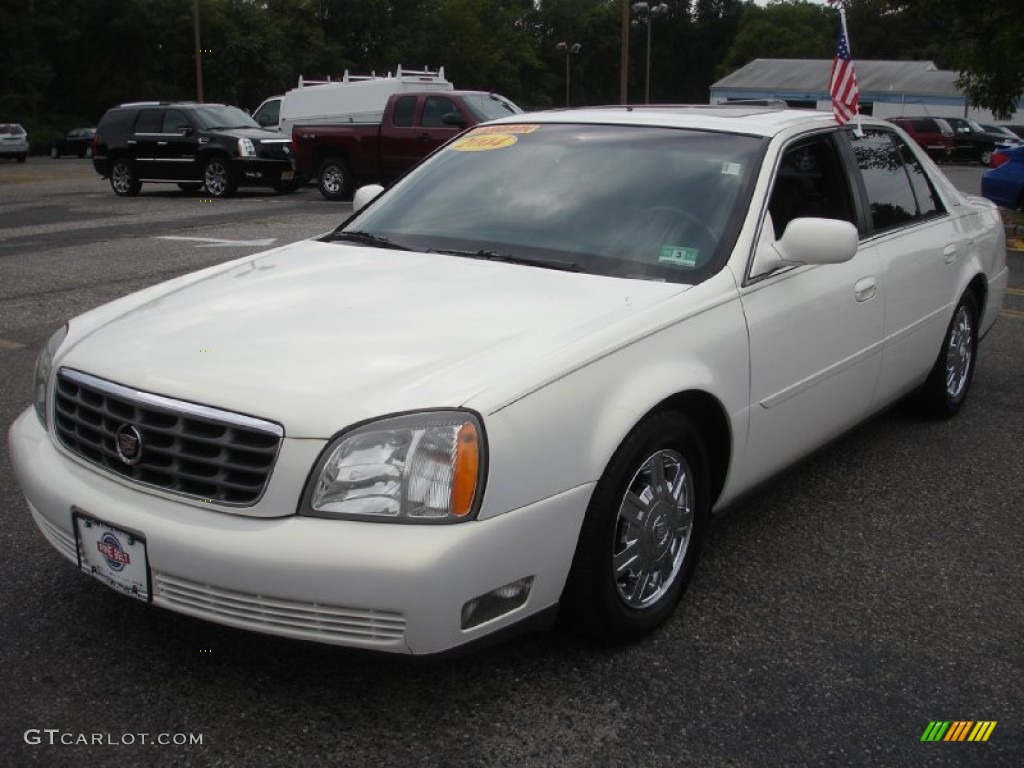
[830,30,859,125]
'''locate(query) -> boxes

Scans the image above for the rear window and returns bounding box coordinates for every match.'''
[0,124,26,135]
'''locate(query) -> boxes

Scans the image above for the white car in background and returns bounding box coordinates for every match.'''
[9,106,1008,655]
[0,122,29,162]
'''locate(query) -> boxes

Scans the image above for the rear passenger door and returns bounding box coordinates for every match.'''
[131,108,165,178]
[379,95,465,180]
[844,127,963,403]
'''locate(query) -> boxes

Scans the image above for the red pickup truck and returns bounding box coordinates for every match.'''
[292,90,522,200]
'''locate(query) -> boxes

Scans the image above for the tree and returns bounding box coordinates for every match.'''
[719,0,833,78]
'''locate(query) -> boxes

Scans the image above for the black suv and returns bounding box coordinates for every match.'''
[942,117,1008,166]
[92,102,299,197]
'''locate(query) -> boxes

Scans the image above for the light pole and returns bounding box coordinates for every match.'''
[632,2,668,104]
[556,42,581,107]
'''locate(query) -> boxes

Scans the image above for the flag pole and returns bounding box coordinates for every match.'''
[840,8,864,136]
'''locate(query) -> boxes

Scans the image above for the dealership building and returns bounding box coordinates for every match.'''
[710,59,1022,124]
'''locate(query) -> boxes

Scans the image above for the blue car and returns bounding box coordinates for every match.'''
[982,145,1024,210]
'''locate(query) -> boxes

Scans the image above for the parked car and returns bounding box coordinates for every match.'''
[942,117,1007,165]
[982,145,1024,210]
[91,101,299,197]
[292,90,522,200]
[978,124,1023,149]
[886,116,954,159]
[0,122,29,162]
[49,127,97,158]
[9,107,1008,655]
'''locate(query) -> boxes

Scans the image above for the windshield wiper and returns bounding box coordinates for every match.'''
[428,248,580,272]
[327,230,408,250]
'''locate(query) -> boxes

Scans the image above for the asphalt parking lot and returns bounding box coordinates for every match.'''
[1,158,1021,767]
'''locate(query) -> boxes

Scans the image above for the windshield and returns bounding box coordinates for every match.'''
[460,93,523,122]
[339,123,763,284]
[191,106,260,130]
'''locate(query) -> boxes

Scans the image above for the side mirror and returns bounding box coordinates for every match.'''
[442,113,468,129]
[751,217,858,277]
[352,184,385,213]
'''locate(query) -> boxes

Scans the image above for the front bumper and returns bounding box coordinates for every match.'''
[9,408,589,654]
[230,156,297,184]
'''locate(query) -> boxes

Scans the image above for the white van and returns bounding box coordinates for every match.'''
[253,66,453,134]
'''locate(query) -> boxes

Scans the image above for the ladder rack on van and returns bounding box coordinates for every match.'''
[297,65,447,89]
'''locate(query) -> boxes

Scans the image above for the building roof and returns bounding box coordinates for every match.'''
[712,59,959,98]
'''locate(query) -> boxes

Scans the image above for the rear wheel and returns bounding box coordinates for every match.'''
[317,157,352,201]
[561,411,709,644]
[203,156,237,198]
[980,148,994,166]
[109,158,141,196]
[918,292,978,418]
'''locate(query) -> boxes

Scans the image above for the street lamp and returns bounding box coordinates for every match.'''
[556,42,581,107]
[632,2,668,104]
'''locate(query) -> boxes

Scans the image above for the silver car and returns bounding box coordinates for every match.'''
[0,123,29,162]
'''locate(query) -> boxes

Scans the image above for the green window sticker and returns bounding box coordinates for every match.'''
[659,245,699,268]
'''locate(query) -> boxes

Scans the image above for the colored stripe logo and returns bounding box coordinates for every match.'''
[921,721,997,742]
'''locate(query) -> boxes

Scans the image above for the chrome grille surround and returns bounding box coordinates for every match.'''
[154,573,407,644]
[54,368,283,506]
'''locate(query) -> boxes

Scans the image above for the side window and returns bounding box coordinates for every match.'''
[253,99,280,128]
[421,96,457,128]
[850,129,919,232]
[162,109,190,134]
[767,134,856,240]
[895,136,944,218]
[392,96,416,127]
[134,109,163,134]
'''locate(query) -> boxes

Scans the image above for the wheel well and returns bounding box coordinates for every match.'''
[315,149,349,170]
[657,390,731,508]
[966,273,988,318]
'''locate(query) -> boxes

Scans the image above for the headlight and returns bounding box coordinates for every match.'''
[33,324,68,430]
[237,138,256,157]
[304,411,486,523]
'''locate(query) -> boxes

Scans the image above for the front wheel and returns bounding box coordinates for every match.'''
[109,158,141,196]
[917,292,978,418]
[561,411,709,644]
[203,157,237,198]
[317,157,352,201]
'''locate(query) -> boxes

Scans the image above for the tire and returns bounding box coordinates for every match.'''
[177,182,203,193]
[917,292,978,419]
[980,148,993,166]
[561,411,709,644]
[109,158,141,196]
[203,156,237,198]
[50,147,59,159]
[317,157,352,201]
[84,145,94,159]
[16,153,26,163]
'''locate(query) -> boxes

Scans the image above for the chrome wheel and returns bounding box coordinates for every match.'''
[944,303,974,400]
[318,158,352,200]
[204,159,229,197]
[321,165,343,195]
[612,448,694,609]
[110,160,138,196]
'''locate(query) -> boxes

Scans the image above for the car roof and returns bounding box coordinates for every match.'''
[486,105,875,138]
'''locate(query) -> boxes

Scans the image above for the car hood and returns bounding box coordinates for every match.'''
[212,127,290,142]
[60,241,687,437]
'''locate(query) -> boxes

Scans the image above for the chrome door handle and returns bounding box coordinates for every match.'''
[157,141,168,146]
[943,244,957,263]
[854,278,877,303]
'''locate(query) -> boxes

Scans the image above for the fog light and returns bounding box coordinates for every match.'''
[460,576,534,630]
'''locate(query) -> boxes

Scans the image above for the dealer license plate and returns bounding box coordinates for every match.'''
[280,170,294,180]
[73,510,151,602]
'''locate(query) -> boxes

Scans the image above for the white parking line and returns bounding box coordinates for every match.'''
[156,236,277,248]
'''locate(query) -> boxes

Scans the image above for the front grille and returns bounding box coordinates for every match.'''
[258,139,291,161]
[154,573,407,644]
[54,369,282,505]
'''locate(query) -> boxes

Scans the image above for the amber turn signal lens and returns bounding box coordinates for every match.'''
[451,421,480,517]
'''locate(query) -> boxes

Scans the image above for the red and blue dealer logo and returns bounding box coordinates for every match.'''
[96,532,131,571]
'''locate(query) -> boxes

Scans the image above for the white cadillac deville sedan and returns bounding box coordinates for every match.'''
[9,107,1009,655]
